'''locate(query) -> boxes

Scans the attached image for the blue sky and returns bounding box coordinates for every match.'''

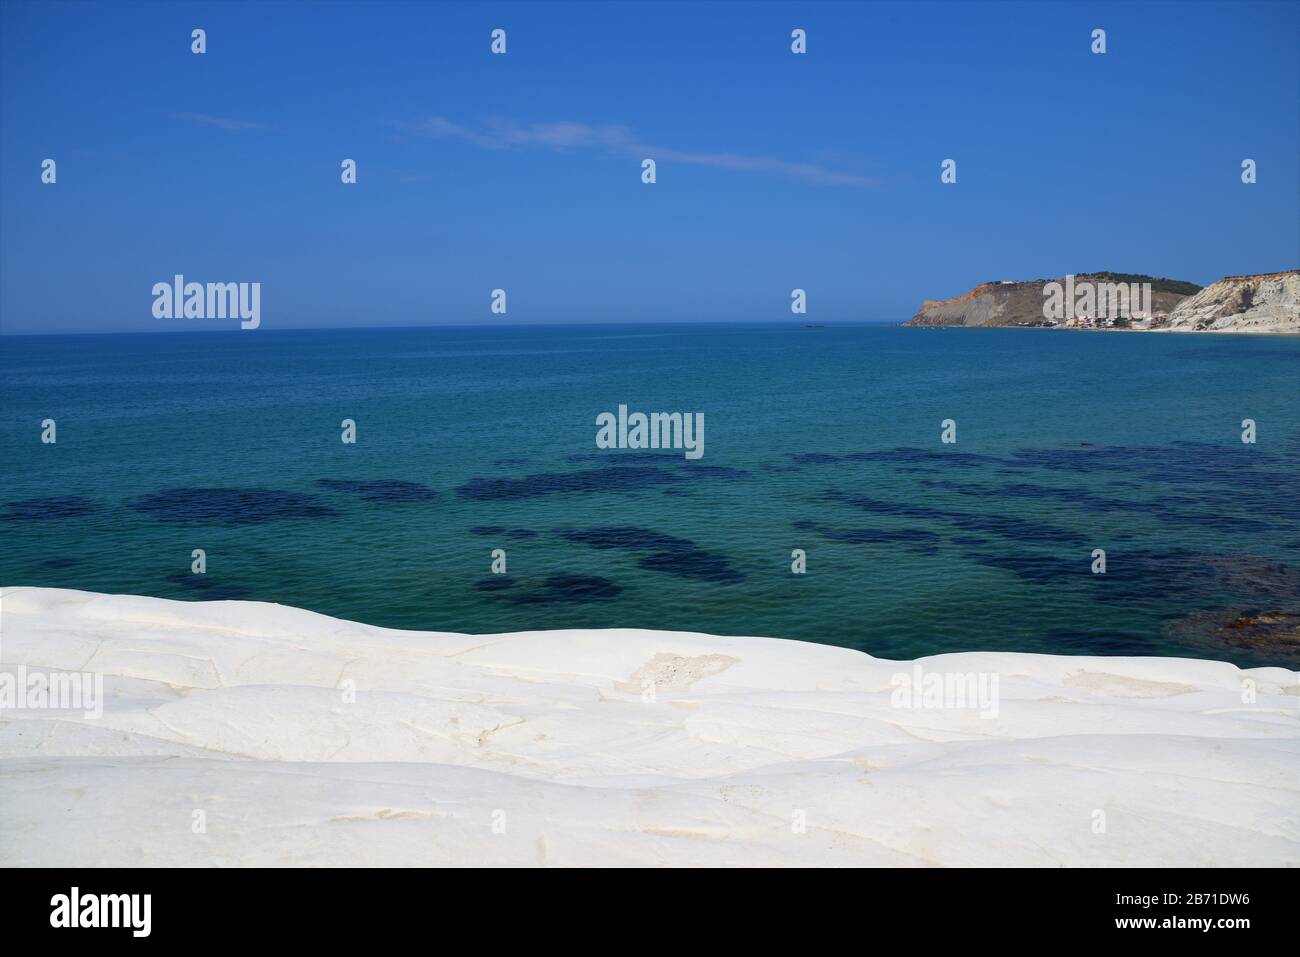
[2,0,1297,334]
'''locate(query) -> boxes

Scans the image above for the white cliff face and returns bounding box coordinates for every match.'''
[1,587,1297,867]
[1165,271,1300,333]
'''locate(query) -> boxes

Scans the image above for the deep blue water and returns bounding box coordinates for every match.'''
[2,323,1298,667]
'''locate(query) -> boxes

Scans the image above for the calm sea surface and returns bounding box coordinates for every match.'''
[3,323,1298,667]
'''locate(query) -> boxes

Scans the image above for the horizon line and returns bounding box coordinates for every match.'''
[0,318,901,338]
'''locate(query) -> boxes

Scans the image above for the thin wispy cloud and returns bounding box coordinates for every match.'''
[174,113,271,133]
[401,116,879,188]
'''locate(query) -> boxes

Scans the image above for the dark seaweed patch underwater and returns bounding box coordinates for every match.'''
[130,488,339,524]
[4,496,102,520]
[558,526,745,583]
[316,479,436,502]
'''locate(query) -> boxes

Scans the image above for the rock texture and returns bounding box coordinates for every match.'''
[2,587,1298,867]
[906,274,1198,328]
[1164,271,1300,333]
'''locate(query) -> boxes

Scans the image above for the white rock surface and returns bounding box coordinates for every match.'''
[1,587,1297,867]
[1164,270,1300,333]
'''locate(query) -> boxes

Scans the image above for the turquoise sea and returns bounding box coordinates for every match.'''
[2,323,1298,668]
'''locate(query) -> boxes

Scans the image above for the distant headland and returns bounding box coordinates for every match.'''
[905,270,1300,333]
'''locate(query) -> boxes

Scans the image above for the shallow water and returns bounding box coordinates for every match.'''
[2,323,1298,667]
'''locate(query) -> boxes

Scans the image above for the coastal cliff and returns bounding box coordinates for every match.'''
[906,270,1300,333]
[1163,270,1300,333]
[905,273,1198,328]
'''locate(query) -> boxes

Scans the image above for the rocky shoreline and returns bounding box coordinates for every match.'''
[2,587,1297,866]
